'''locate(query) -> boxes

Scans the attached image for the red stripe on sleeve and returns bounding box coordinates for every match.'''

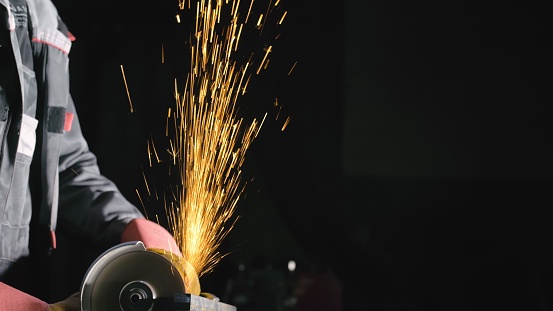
[64,112,74,132]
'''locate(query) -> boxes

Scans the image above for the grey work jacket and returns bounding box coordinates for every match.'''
[0,0,143,279]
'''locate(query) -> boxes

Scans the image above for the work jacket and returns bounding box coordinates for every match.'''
[0,0,143,286]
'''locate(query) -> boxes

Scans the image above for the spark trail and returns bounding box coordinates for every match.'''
[160,0,284,278]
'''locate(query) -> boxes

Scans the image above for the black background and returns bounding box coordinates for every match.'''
[50,0,553,310]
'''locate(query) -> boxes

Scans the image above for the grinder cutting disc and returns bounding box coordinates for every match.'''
[80,241,185,311]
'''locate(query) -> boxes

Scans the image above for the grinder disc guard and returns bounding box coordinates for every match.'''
[80,241,185,311]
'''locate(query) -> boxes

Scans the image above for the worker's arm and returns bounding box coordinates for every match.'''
[0,282,48,311]
[56,96,144,248]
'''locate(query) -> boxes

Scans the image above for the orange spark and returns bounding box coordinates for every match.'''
[257,45,272,74]
[256,14,264,28]
[281,116,291,131]
[245,0,254,23]
[135,189,148,218]
[120,65,134,113]
[278,11,287,24]
[288,61,297,75]
[141,0,290,281]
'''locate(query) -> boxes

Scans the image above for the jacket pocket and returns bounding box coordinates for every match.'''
[2,115,37,226]
[2,151,33,228]
[17,114,38,157]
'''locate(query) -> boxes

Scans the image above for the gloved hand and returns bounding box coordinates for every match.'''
[48,292,80,311]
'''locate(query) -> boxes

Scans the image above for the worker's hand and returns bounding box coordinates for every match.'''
[121,219,201,295]
[48,292,80,311]
[147,248,201,296]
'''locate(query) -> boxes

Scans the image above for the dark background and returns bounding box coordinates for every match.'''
[50,0,552,310]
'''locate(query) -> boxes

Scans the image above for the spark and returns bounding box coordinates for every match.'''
[135,189,148,219]
[276,104,282,120]
[168,139,178,165]
[139,0,288,281]
[234,24,243,51]
[149,135,162,163]
[260,0,273,32]
[166,108,172,137]
[256,113,267,138]
[164,0,271,278]
[245,0,254,23]
[120,65,134,113]
[256,45,272,74]
[281,116,290,131]
[231,0,240,18]
[278,11,287,24]
[142,167,151,196]
[256,14,264,28]
[162,44,165,63]
[147,140,153,167]
[243,73,252,94]
[288,61,297,75]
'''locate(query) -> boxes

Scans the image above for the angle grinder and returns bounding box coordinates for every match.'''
[79,241,187,311]
[79,241,236,311]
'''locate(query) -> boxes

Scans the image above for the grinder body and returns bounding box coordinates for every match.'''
[79,241,237,311]
[80,241,186,311]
